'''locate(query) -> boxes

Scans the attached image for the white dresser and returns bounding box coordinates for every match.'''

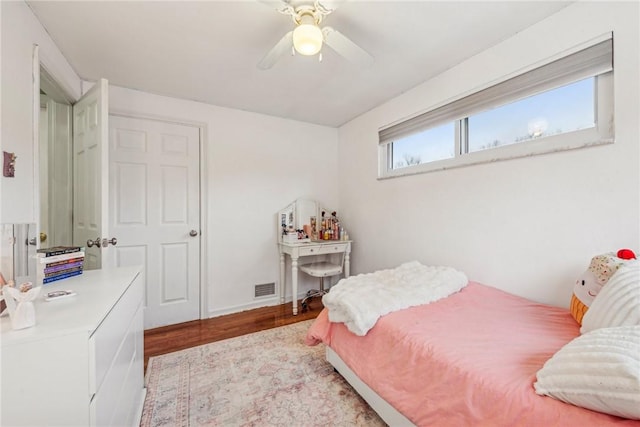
[0,266,146,426]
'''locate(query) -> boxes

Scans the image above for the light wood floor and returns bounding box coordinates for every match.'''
[144,299,323,370]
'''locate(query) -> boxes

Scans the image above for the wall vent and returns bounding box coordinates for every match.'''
[254,282,276,298]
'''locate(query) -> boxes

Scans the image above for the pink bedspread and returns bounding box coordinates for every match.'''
[306,282,640,426]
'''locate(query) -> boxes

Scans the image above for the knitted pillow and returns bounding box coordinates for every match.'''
[581,261,640,334]
[534,325,640,420]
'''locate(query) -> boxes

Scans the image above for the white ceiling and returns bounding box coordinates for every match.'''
[27,1,571,127]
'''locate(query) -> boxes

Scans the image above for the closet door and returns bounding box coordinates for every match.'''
[73,79,115,269]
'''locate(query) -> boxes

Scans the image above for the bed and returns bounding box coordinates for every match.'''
[305,280,640,426]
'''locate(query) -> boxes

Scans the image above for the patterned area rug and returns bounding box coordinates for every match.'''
[140,320,386,427]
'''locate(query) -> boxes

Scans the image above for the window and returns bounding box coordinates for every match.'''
[467,78,595,153]
[392,122,455,169]
[379,36,614,178]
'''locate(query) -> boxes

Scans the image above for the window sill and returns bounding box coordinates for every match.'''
[378,129,614,180]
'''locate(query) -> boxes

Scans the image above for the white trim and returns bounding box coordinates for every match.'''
[40,67,74,105]
[207,288,317,318]
[109,109,206,130]
[381,129,613,179]
[207,296,282,318]
[37,48,81,103]
[32,44,41,249]
[199,124,209,322]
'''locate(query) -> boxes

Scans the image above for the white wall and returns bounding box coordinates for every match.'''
[338,1,640,307]
[0,1,82,224]
[109,86,339,316]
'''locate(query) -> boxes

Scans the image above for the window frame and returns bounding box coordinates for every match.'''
[378,36,614,179]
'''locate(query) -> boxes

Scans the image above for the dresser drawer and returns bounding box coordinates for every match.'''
[89,273,143,396]
[298,243,348,257]
[317,243,348,254]
[298,246,320,256]
[90,302,144,426]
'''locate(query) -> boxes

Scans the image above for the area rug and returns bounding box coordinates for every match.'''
[140,320,385,427]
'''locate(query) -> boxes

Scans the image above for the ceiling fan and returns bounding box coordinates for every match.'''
[257,0,374,70]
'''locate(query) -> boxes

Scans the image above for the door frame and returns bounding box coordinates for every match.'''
[109,110,208,322]
[32,45,208,321]
[33,45,80,250]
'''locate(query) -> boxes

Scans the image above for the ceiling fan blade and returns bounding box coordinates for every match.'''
[257,0,295,15]
[258,31,293,70]
[315,0,347,14]
[322,26,374,67]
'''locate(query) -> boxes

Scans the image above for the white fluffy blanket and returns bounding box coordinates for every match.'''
[322,261,468,336]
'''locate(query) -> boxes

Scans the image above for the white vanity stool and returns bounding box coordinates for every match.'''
[299,251,345,311]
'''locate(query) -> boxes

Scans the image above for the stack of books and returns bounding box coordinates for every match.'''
[36,246,85,285]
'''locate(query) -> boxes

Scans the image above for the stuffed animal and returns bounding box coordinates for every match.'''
[570,249,636,324]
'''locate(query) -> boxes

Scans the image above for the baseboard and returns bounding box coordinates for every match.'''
[206,291,312,318]
[207,298,277,318]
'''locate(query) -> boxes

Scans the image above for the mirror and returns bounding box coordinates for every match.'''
[0,224,37,286]
[38,66,73,248]
[277,199,346,243]
[278,199,317,243]
[279,204,294,232]
[295,199,317,232]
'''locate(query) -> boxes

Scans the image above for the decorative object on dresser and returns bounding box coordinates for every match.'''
[36,245,85,284]
[0,266,145,426]
[2,283,40,330]
[141,320,383,427]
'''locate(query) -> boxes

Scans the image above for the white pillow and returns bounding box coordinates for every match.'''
[581,260,640,334]
[534,325,640,420]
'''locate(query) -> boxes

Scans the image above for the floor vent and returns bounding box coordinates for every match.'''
[254,282,275,298]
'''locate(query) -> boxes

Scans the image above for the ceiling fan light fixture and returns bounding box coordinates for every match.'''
[292,23,323,56]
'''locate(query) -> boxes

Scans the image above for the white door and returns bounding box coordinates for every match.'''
[109,115,201,329]
[73,79,113,270]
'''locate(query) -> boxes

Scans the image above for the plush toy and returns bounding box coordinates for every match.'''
[570,249,636,324]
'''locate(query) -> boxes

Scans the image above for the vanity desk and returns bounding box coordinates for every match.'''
[277,198,353,315]
[279,239,351,315]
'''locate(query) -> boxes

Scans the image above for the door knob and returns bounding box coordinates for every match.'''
[189,230,199,237]
[40,232,47,243]
[87,237,102,248]
[101,237,117,247]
